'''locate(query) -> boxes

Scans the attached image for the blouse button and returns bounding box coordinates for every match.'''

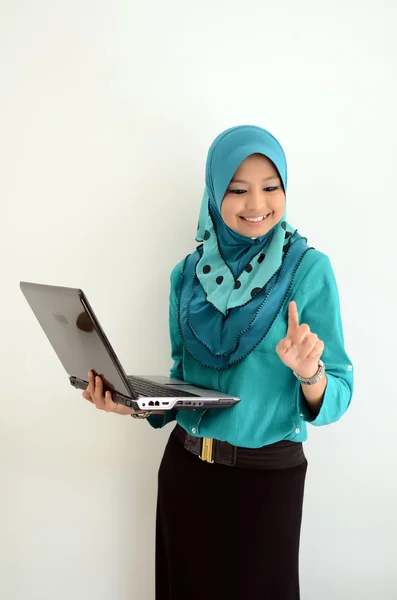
[295,428,300,434]
[191,428,197,434]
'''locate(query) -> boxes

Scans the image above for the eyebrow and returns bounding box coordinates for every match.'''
[230,175,280,184]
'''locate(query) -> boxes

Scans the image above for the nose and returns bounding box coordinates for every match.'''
[245,187,267,212]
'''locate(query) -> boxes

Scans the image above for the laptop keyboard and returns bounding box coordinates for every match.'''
[127,376,198,398]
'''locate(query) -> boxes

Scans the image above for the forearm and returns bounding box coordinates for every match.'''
[300,375,327,416]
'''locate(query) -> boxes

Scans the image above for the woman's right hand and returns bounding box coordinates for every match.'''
[82,371,150,416]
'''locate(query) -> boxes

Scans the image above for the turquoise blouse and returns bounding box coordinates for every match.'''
[148,249,353,448]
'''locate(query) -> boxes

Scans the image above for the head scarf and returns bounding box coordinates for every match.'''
[178,125,312,369]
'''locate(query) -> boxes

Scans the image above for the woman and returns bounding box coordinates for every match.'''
[83,125,353,599]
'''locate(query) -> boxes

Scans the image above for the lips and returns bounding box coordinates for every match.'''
[240,212,272,223]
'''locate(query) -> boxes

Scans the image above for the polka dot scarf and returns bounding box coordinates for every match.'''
[178,126,312,370]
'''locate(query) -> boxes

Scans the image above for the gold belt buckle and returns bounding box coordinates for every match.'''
[200,437,214,463]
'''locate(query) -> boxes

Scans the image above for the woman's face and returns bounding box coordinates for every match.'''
[221,153,285,237]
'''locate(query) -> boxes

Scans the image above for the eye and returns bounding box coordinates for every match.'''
[264,186,279,192]
[228,188,246,195]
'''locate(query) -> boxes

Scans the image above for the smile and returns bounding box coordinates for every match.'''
[240,213,272,224]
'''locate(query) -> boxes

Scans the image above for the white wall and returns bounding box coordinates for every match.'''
[1,1,396,598]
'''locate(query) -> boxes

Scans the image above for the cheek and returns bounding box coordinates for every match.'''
[221,197,241,222]
[273,193,286,214]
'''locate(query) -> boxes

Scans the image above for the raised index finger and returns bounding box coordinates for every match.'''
[287,301,300,335]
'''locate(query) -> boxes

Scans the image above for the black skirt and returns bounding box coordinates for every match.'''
[156,428,308,600]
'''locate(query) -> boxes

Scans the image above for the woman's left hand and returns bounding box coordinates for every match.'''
[276,301,324,379]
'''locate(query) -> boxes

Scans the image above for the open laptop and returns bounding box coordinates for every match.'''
[19,282,240,413]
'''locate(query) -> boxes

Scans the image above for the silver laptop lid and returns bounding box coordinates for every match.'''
[20,281,133,399]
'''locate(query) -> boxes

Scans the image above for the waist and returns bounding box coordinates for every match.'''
[172,424,306,470]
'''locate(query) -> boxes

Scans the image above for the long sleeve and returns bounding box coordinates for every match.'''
[147,260,185,430]
[168,260,185,380]
[293,253,354,427]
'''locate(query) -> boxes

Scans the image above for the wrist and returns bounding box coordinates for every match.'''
[294,363,319,380]
[293,360,325,385]
[131,411,151,419]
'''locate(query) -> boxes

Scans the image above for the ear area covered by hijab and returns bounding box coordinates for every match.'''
[179,125,313,370]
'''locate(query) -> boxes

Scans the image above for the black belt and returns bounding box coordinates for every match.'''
[172,424,306,470]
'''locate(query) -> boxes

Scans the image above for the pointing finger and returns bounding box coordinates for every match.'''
[287,301,300,335]
[290,323,310,347]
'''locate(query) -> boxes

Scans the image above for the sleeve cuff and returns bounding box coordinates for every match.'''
[297,385,324,425]
[297,371,353,427]
[170,369,184,380]
[147,410,177,429]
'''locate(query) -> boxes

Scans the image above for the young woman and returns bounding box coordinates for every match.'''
[83,125,353,600]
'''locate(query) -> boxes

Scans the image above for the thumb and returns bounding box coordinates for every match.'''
[276,337,292,357]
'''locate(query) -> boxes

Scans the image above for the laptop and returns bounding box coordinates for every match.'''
[19,281,240,413]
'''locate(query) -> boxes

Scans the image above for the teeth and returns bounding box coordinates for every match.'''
[243,215,266,222]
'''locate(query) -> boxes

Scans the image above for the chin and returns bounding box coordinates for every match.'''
[237,222,274,238]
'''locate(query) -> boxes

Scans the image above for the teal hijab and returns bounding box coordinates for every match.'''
[178,125,312,370]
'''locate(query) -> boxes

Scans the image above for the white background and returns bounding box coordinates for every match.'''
[1,1,396,598]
